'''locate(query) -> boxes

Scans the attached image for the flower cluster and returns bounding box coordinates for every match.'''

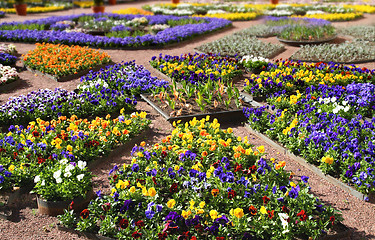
[34,159,93,201]
[243,61,375,196]
[0,111,150,190]
[150,53,242,85]
[23,43,111,77]
[0,64,18,85]
[0,14,231,48]
[0,5,68,14]
[0,61,168,125]
[112,8,153,15]
[244,60,375,97]
[296,12,363,21]
[0,11,4,18]
[241,55,269,73]
[0,43,17,66]
[60,117,340,239]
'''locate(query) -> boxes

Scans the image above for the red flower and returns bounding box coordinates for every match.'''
[267,210,274,219]
[330,216,335,225]
[80,209,89,219]
[234,163,243,172]
[212,160,220,168]
[38,157,46,164]
[178,231,190,240]
[297,210,307,221]
[132,231,142,238]
[0,148,6,153]
[113,174,118,181]
[282,205,289,213]
[158,232,168,240]
[249,205,257,215]
[135,220,145,228]
[169,183,178,193]
[136,179,146,185]
[152,176,157,185]
[216,237,225,240]
[227,190,237,200]
[13,152,18,159]
[32,130,40,138]
[119,218,129,229]
[262,196,270,205]
[161,151,167,158]
[249,165,257,174]
[191,237,197,240]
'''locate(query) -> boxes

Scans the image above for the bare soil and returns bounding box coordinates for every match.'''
[1,1,375,239]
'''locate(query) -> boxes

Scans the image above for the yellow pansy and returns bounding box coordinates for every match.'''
[167,199,176,208]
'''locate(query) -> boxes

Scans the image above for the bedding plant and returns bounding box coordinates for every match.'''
[0,14,231,49]
[0,64,18,86]
[150,53,242,85]
[59,117,342,239]
[0,110,150,191]
[33,159,93,201]
[243,60,375,197]
[22,43,111,78]
[0,43,17,66]
[0,61,168,126]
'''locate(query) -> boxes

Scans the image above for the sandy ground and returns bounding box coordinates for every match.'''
[1,1,375,239]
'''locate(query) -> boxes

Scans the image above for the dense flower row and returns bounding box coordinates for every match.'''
[244,60,375,97]
[150,53,241,84]
[193,12,259,21]
[0,6,67,14]
[0,11,4,18]
[113,8,153,15]
[293,12,363,21]
[60,117,340,239]
[0,14,231,48]
[0,111,150,191]
[0,61,168,126]
[23,43,111,77]
[0,52,17,66]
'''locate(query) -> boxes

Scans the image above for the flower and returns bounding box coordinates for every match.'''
[233,208,244,219]
[119,218,129,229]
[148,187,157,197]
[167,199,176,208]
[210,210,218,220]
[322,156,334,165]
[77,174,84,181]
[260,206,267,215]
[80,209,89,219]
[211,189,219,197]
[249,205,257,215]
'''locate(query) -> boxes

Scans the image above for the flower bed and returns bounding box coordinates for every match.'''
[59,116,342,239]
[266,17,336,43]
[150,53,242,85]
[195,34,284,58]
[143,3,261,20]
[243,61,375,98]
[0,11,4,18]
[0,14,231,49]
[243,60,375,197]
[293,12,363,21]
[291,41,375,63]
[112,8,153,15]
[0,111,150,191]
[234,24,278,38]
[0,6,68,14]
[23,43,111,81]
[0,61,168,126]
[338,26,375,42]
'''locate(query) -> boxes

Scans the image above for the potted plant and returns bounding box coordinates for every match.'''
[33,159,94,216]
[271,0,279,4]
[14,0,27,16]
[108,0,116,6]
[92,0,105,13]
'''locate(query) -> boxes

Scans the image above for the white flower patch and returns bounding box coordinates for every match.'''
[0,64,19,84]
[77,160,87,170]
[77,174,85,181]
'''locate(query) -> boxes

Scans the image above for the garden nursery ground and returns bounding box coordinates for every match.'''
[1,0,375,239]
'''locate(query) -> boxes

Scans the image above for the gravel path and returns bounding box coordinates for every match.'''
[1,1,375,239]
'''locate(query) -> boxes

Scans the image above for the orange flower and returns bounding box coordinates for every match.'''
[202,151,208,157]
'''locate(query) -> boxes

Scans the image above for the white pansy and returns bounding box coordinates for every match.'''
[64,171,72,178]
[344,106,350,112]
[65,164,75,172]
[318,109,321,113]
[41,180,45,186]
[59,158,68,165]
[278,213,289,233]
[77,160,87,170]
[77,174,85,181]
[56,177,62,184]
[53,170,62,179]
[342,100,348,106]
[34,175,40,183]
[331,97,337,103]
